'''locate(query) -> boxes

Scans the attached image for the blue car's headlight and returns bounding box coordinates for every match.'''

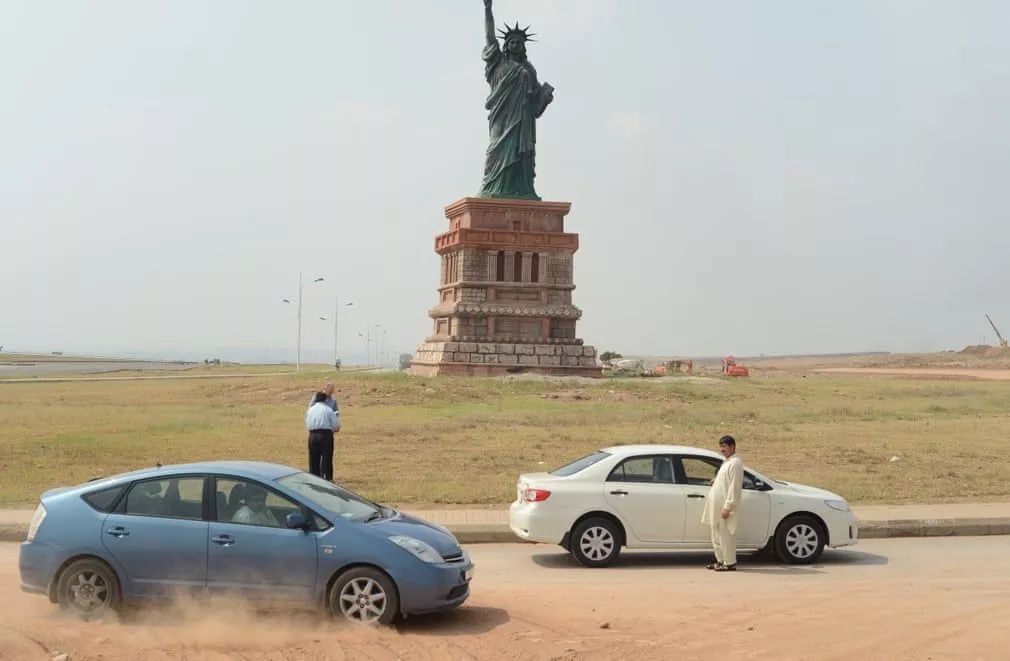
[388,536,442,564]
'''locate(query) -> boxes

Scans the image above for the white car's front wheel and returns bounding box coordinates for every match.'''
[570,517,621,568]
[774,515,826,564]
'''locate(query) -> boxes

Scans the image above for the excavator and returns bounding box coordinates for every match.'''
[986,314,1009,349]
[722,355,750,377]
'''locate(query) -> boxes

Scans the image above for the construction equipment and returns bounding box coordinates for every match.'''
[653,360,694,376]
[722,355,750,377]
[985,315,1009,349]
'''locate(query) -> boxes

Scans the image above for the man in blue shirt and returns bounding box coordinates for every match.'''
[306,391,340,481]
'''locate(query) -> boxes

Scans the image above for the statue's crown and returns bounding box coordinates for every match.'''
[497,22,536,43]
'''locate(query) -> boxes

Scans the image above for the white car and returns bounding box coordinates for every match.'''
[508,445,858,567]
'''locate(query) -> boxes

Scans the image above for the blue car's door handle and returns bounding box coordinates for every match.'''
[106,526,129,538]
[211,534,235,547]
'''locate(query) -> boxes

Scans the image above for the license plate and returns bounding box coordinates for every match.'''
[464,568,474,582]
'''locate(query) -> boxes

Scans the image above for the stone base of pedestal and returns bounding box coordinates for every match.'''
[409,341,602,378]
[410,197,602,378]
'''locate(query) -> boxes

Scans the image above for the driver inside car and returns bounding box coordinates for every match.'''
[231,484,279,527]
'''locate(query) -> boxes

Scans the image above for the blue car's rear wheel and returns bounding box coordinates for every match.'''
[329,567,399,625]
[56,558,120,619]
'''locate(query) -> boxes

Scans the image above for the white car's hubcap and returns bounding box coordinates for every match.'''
[785,523,819,559]
[580,526,615,561]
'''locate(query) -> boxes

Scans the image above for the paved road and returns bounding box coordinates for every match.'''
[0,371,296,385]
[0,361,193,378]
[2,537,1009,659]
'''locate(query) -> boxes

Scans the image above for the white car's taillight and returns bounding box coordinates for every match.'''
[522,488,551,503]
[26,504,46,542]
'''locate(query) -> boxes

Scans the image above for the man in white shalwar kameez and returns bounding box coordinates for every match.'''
[702,435,744,571]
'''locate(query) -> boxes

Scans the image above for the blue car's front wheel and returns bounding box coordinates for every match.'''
[329,567,399,625]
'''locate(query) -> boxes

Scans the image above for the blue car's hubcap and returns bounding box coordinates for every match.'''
[68,570,110,612]
[338,577,387,623]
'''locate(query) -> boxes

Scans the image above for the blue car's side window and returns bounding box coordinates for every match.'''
[123,477,204,521]
[82,485,126,512]
[216,478,300,529]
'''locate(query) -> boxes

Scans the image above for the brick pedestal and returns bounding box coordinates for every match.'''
[409,197,601,377]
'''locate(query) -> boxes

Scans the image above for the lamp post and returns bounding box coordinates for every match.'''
[334,299,354,368]
[282,272,324,372]
[370,324,381,366]
[358,332,368,366]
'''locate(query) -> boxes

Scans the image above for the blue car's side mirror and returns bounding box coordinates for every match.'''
[286,512,310,531]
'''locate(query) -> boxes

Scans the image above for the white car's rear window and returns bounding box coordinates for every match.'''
[550,451,611,477]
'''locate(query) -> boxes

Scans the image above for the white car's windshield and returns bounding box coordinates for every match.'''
[277,473,382,522]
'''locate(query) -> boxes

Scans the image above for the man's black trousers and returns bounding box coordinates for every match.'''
[308,429,334,481]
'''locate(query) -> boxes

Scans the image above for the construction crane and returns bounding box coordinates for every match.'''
[985,314,1009,349]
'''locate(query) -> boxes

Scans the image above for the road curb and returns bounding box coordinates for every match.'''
[452,525,522,545]
[0,525,24,544]
[3,518,1009,545]
[859,517,1010,539]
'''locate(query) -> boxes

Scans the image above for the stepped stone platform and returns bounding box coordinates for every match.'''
[410,197,601,378]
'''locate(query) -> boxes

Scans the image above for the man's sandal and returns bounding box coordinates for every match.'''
[714,563,737,572]
[706,562,722,570]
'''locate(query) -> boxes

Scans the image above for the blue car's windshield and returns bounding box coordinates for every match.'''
[277,473,381,523]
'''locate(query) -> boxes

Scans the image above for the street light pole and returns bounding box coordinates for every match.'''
[334,299,354,368]
[371,324,381,366]
[288,272,324,373]
[296,272,303,371]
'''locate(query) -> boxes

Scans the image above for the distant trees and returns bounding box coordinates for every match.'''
[600,351,623,362]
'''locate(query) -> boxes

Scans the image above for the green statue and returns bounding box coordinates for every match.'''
[480,0,555,201]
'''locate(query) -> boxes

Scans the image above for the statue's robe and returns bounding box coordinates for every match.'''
[480,41,552,200]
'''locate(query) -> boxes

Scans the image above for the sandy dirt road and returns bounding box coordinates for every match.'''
[816,367,1010,380]
[2,537,1009,660]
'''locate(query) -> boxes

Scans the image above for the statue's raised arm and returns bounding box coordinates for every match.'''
[484,0,496,46]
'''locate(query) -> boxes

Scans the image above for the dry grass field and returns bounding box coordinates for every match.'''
[1,370,1009,507]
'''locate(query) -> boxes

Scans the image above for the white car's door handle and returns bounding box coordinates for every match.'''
[687,494,706,499]
[609,489,629,496]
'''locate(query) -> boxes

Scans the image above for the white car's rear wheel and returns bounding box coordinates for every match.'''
[774,515,825,564]
[570,518,621,568]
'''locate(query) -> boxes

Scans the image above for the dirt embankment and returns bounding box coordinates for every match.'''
[745,349,1010,373]
[816,367,1010,381]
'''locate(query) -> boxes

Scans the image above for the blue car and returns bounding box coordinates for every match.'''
[19,461,473,624]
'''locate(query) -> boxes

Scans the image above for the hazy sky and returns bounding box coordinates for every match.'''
[2,1,1008,362]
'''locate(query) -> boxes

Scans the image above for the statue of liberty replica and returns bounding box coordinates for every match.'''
[480,0,555,201]
[408,1,601,379]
